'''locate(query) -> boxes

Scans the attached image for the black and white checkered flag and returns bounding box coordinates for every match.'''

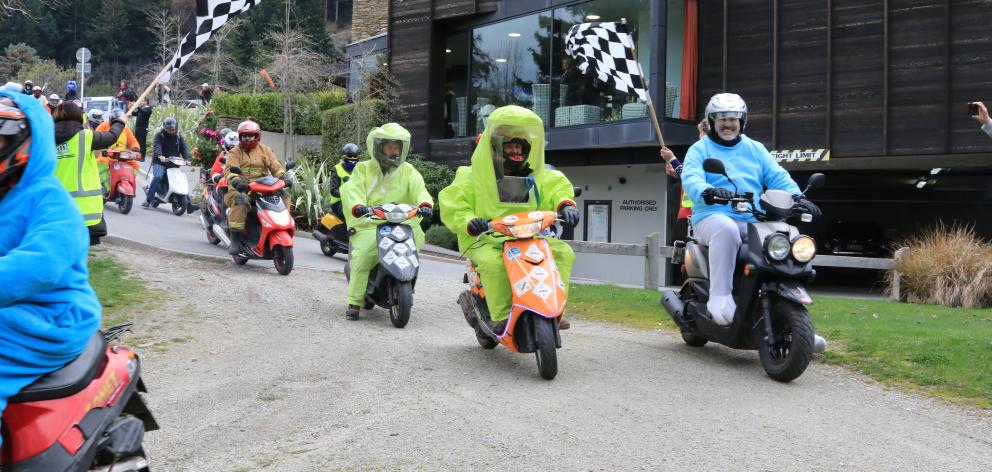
[161,0,263,83]
[564,21,647,102]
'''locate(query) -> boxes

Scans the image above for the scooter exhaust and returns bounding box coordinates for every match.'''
[212,225,231,246]
[660,290,685,317]
[311,229,329,242]
[199,213,209,230]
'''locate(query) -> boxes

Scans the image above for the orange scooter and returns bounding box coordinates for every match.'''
[457,210,565,380]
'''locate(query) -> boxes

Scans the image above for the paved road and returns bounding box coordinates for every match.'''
[103,166,464,279]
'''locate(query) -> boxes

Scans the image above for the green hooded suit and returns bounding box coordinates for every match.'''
[439,105,576,321]
[341,123,433,306]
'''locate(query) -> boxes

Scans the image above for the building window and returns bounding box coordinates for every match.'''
[348,51,388,99]
[440,0,672,138]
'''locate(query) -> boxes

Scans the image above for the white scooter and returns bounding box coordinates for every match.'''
[144,156,193,216]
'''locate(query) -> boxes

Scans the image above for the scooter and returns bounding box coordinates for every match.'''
[227,164,296,275]
[102,149,140,215]
[0,324,158,471]
[344,204,421,328]
[199,159,230,246]
[661,157,825,382]
[311,209,350,258]
[457,210,566,380]
[143,156,192,216]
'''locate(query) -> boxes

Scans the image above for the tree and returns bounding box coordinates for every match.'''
[0,43,40,81]
[0,0,65,19]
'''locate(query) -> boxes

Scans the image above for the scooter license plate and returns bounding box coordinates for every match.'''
[113,164,121,170]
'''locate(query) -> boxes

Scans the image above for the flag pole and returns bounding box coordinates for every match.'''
[128,61,173,116]
[622,18,666,149]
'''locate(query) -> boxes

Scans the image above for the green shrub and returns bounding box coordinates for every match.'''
[890,223,992,308]
[147,104,209,159]
[212,91,346,135]
[286,157,332,231]
[425,225,458,251]
[320,99,388,159]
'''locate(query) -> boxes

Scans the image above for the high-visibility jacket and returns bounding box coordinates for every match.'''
[55,129,104,226]
[328,162,352,205]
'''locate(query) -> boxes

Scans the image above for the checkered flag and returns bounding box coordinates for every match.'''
[161,0,263,83]
[564,21,647,102]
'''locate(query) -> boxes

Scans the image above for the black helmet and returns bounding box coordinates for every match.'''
[163,116,178,134]
[341,143,360,159]
[0,97,31,194]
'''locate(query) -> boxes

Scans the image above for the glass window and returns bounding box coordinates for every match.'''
[442,32,471,138]
[552,0,652,127]
[666,0,684,119]
[348,51,387,99]
[469,12,552,135]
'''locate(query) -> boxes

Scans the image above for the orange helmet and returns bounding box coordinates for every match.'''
[0,97,31,192]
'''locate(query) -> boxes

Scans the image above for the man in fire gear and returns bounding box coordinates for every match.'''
[223,120,290,255]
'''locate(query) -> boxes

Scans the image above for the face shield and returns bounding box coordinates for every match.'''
[489,125,538,179]
[372,137,409,171]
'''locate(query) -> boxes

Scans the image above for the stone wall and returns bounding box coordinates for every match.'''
[351,0,389,42]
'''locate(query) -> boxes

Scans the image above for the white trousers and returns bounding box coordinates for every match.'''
[694,215,748,324]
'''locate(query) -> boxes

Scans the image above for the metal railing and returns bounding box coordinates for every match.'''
[565,234,910,301]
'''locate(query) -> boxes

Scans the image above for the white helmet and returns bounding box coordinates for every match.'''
[87,108,105,125]
[222,131,239,150]
[705,93,748,131]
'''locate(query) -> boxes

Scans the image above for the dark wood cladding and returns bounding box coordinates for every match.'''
[699,0,992,159]
[389,0,434,155]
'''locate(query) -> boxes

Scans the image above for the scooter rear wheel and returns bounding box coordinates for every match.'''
[171,198,187,216]
[758,300,814,383]
[274,246,294,275]
[389,281,413,328]
[118,195,133,214]
[680,330,708,347]
[534,316,558,380]
[320,240,336,257]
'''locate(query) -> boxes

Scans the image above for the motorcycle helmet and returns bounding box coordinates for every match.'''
[223,131,239,151]
[163,116,178,135]
[704,93,748,143]
[108,108,125,122]
[31,86,43,97]
[0,97,31,196]
[219,127,232,138]
[341,143,360,158]
[87,109,105,126]
[22,80,33,92]
[489,124,536,177]
[237,120,261,150]
[48,93,60,104]
[67,80,77,92]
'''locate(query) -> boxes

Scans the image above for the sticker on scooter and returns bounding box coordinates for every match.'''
[394,256,410,270]
[383,251,399,265]
[503,215,519,224]
[524,243,545,263]
[380,226,391,236]
[507,247,522,260]
[407,254,419,268]
[533,283,553,300]
[406,239,416,251]
[391,226,408,239]
[513,278,533,295]
[530,266,549,282]
[379,238,395,250]
[393,243,409,255]
[528,211,544,219]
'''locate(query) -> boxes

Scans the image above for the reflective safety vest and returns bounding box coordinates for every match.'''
[681,190,693,209]
[328,162,352,205]
[55,129,104,226]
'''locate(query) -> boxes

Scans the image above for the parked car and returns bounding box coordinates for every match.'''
[83,96,117,113]
[820,220,888,258]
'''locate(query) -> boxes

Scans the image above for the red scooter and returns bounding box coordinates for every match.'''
[0,324,158,471]
[102,149,140,214]
[228,164,296,275]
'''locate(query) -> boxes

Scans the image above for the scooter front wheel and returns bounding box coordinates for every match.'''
[758,300,814,383]
[389,281,413,328]
[118,195,133,214]
[320,240,336,257]
[206,227,221,245]
[171,197,188,216]
[274,246,294,275]
[534,316,558,380]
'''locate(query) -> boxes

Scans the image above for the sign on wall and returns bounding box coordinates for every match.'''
[771,149,831,163]
[584,200,611,243]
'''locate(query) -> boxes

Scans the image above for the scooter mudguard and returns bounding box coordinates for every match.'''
[117,180,134,196]
[267,230,294,249]
[376,223,419,282]
[776,280,814,305]
[500,238,565,351]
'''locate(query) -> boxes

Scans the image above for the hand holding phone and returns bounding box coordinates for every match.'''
[969,103,979,117]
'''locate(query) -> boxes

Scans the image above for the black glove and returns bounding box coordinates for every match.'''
[233,180,250,193]
[702,187,734,205]
[793,196,822,218]
[352,205,372,218]
[467,218,489,237]
[418,205,433,219]
[281,176,293,188]
[558,204,580,228]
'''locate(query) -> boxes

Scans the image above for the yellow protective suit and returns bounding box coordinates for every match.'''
[439,105,576,322]
[341,123,433,306]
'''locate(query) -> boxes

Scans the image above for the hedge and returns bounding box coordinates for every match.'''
[425,225,458,251]
[211,91,347,135]
[320,99,388,159]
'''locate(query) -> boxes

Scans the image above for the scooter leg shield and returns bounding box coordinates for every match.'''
[118,180,134,196]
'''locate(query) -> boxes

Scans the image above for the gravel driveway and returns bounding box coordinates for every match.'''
[101,240,992,471]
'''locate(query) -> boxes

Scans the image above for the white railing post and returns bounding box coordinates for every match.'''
[643,232,660,290]
[890,246,910,302]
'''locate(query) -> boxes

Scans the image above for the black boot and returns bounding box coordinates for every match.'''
[228,231,244,255]
[345,304,360,320]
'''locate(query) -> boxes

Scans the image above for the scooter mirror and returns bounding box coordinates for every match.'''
[806,173,826,191]
[285,160,296,171]
[229,166,242,175]
[703,158,727,175]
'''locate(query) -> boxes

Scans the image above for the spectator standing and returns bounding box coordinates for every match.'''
[133,99,153,161]
[199,83,214,104]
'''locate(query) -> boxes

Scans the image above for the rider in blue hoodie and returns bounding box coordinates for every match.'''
[0,88,101,442]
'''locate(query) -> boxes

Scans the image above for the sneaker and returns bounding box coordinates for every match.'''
[559,318,570,330]
[228,236,243,255]
[346,305,360,320]
[489,319,508,336]
[140,200,150,208]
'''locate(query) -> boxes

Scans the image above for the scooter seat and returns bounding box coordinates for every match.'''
[9,332,106,403]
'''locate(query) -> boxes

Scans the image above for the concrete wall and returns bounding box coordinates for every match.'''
[259,131,323,160]
[352,0,389,41]
[558,163,671,288]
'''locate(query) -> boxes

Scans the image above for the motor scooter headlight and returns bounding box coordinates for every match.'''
[765,234,791,261]
[791,236,817,263]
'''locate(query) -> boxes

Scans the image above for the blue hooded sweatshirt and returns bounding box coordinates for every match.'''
[0,90,101,429]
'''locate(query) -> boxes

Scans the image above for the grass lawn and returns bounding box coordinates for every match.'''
[89,251,163,327]
[568,283,992,408]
